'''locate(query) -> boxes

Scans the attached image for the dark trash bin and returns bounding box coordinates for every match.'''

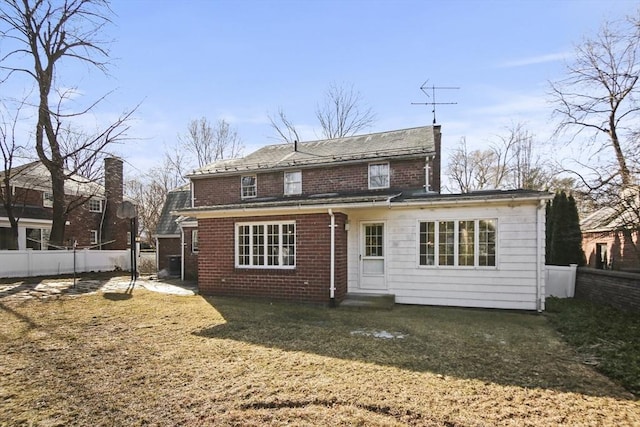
[168,255,181,276]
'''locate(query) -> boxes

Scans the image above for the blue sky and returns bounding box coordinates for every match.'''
[4,0,639,181]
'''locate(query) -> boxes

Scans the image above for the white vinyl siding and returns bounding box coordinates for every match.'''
[235,221,295,269]
[346,203,543,310]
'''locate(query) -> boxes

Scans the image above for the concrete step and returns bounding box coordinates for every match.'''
[340,293,395,309]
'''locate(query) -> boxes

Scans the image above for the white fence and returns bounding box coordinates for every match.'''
[545,264,577,298]
[0,249,131,278]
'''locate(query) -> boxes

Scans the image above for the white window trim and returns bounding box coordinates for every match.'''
[284,170,302,196]
[90,230,99,245]
[368,162,390,190]
[43,191,53,208]
[416,219,498,269]
[234,220,296,269]
[88,198,103,213]
[192,230,199,253]
[241,175,257,199]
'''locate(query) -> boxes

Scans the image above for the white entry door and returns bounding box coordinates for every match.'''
[360,222,386,290]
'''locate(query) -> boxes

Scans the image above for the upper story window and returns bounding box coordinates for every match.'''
[284,171,302,195]
[43,191,53,208]
[88,198,103,213]
[369,163,390,189]
[241,175,257,199]
[419,219,497,268]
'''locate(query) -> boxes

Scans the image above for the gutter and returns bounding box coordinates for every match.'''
[328,209,336,307]
[180,227,185,281]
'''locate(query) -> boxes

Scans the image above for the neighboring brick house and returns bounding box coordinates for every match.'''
[581,205,640,272]
[154,184,198,279]
[0,157,131,250]
[170,125,552,310]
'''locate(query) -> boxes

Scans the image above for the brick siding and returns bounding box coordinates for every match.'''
[157,237,181,273]
[575,267,640,312]
[192,158,433,207]
[197,212,347,304]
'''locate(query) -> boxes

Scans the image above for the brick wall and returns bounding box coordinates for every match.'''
[197,212,348,304]
[575,267,640,312]
[192,158,429,207]
[157,236,181,273]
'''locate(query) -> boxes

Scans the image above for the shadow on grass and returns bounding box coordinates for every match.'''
[103,279,136,301]
[194,296,635,400]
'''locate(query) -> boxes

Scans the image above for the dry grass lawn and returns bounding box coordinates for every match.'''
[1,289,638,426]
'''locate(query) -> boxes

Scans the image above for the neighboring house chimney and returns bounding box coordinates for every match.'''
[103,157,124,249]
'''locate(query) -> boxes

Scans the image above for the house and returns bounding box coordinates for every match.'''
[0,157,131,250]
[581,203,640,271]
[168,125,552,310]
[154,184,198,279]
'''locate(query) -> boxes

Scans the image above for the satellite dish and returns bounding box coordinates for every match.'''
[116,201,137,219]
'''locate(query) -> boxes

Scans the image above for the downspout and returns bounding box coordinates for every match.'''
[99,199,107,250]
[328,209,336,307]
[536,199,545,313]
[425,156,431,192]
[180,227,185,281]
[155,236,159,274]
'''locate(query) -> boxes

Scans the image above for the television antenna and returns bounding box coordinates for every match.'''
[411,80,459,124]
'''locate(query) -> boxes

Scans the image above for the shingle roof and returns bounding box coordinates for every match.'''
[0,160,106,197]
[155,186,191,236]
[189,126,439,177]
[175,188,552,216]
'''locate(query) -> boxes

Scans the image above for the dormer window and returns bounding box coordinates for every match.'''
[284,171,302,195]
[88,198,103,213]
[368,163,390,189]
[241,175,257,199]
[43,191,53,208]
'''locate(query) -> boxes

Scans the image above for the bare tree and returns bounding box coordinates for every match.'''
[316,82,376,139]
[179,117,243,168]
[125,177,166,247]
[269,82,376,143]
[550,14,640,190]
[0,100,29,249]
[446,124,560,193]
[0,0,135,248]
[268,107,301,143]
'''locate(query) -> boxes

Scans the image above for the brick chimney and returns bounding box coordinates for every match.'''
[103,157,125,249]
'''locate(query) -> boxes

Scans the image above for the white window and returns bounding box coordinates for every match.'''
[368,163,390,189]
[241,175,257,198]
[88,198,103,213]
[192,230,199,253]
[284,171,302,195]
[90,230,98,245]
[419,219,496,267]
[26,228,50,250]
[235,221,295,268]
[43,191,53,208]
[126,232,131,246]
